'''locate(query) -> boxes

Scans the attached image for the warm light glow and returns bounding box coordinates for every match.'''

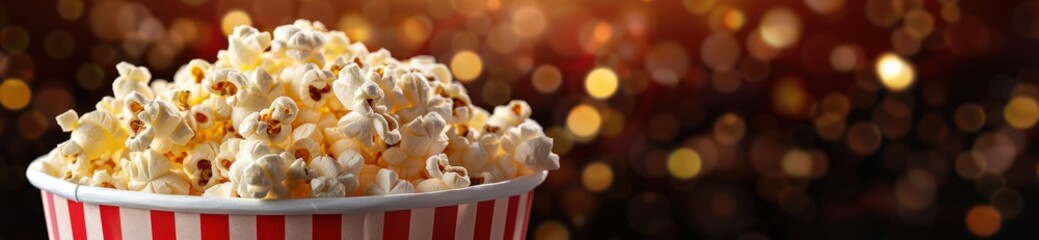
[1004,96,1039,129]
[567,104,602,139]
[966,205,1001,237]
[532,65,563,93]
[585,67,618,99]
[829,44,858,72]
[338,14,371,43]
[875,53,915,91]
[582,162,613,192]
[782,149,812,178]
[512,6,547,38]
[759,7,801,49]
[668,148,703,179]
[0,78,31,110]
[221,10,252,36]
[399,15,433,49]
[450,50,483,82]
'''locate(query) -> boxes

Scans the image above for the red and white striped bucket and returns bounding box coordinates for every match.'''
[27,157,546,240]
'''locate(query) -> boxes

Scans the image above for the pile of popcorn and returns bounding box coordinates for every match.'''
[40,20,560,199]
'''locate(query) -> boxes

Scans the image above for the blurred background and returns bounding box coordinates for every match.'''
[1,0,1039,238]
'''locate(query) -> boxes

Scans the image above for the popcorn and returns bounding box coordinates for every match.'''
[382,112,449,180]
[202,182,236,198]
[334,67,403,147]
[485,100,532,133]
[396,71,451,124]
[56,109,125,161]
[184,141,221,192]
[287,123,323,162]
[433,82,474,125]
[501,120,561,172]
[366,168,414,195]
[123,150,190,195]
[239,97,299,144]
[297,69,340,109]
[111,62,154,99]
[227,26,272,71]
[228,143,291,199]
[416,154,470,192]
[47,19,560,199]
[306,156,359,197]
[125,100,196,153]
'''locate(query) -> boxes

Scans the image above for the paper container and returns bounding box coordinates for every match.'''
[26,156,546,240]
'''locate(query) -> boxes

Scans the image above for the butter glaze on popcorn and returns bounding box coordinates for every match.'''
[45,19,560,199]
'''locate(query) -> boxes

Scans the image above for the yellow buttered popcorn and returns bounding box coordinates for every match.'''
[48,19,560,199]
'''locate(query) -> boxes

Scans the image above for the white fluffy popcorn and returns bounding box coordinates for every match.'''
[48,19,559,199]
[416,154,470,192]
[123,149,189,195]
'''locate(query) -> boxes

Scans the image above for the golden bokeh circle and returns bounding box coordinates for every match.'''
[581,162,613,192]
[532,65,563,93]
[221,9,252,36]
[567,104,602,140]
[450,50,483,82]
[875,52,915,92]
[585,67,618,99]
[0,78,31,110]
[1004,96,1039,129]
[668,148,703,180]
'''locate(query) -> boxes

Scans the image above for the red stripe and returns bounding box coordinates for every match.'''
[66,200,88,240]
[199,214,229,240]
[45,192,61,240]
[99,205,123,240]
[521,191,534,240]
[503,196,520,240]
[473,200,496,240]
[382,210,411,240]
[312,214,342,240]
[149,210,176,240]
[255,215,285,240]
[431,205,458,240]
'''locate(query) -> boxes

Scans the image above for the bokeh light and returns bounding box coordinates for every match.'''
[1004,96,1039,129]
[450,50,483,82]
[220,9,251,36]
[581,162,613,192]
[0,78,31,110]
[585,67,618,99]
[759,7,801,49]
[875,52,915,92]
[567,104,601,140]
[531,64,562,93]
[667,148,702,180]
[966,205,1001,237]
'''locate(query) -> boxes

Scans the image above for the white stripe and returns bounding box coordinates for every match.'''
[454,203,477,240]
[119,207,152,240]
[490,198,509,240]
[363,212,383,239]
[174,212,200,240]
[229,215,256,239]
[408,208,435,240]
[512,194,528,240]
[342,214,365,240]
[83,203,103,240]
[285,215,312,240]
[53,196,73,240]
[42,192,56,240]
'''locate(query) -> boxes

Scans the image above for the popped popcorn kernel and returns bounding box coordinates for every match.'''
[47,19,559,199]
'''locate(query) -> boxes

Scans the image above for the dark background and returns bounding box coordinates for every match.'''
[3,0,1039,239]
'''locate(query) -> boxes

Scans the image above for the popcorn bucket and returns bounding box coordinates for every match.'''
[26,156,546,240]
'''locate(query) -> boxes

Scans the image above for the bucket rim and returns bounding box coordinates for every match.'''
[26,155,547,215]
